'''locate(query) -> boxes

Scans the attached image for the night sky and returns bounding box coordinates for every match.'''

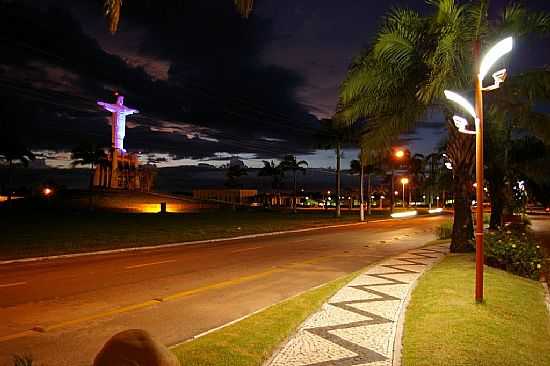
[1,0,549,169]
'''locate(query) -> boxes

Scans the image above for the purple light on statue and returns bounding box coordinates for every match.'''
[97,95,139,151]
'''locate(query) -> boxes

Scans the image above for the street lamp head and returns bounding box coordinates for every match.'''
[400,177,409,185]
[479,37,513,80]
[444,90,477,119]
[394,150,405,159]
[452,115,477,135]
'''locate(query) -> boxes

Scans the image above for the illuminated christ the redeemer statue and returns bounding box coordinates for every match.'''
[97,95,139,151]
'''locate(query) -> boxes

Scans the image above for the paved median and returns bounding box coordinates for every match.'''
[266,243,449,366]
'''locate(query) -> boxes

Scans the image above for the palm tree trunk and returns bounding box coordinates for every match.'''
[390,169,395,213]
[89,163,95,210]
[447,119,475,253]
[451,174,474,252]
[360,157,365,221]
[367,173,372,216]
[335,143,341,217]
[7,159,13,202]
[293,171,297,214]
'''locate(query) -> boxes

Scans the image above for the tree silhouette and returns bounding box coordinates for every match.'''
[280,155,308,213]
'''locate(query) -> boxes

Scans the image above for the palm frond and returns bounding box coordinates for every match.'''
[104,0,122,34]
[103,0,254,34]
[498,3,550,38]
[234,0,254,18]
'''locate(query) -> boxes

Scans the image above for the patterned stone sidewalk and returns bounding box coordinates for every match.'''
[266,243,449,366]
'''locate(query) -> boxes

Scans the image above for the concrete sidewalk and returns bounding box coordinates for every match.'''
[266,243,450,366]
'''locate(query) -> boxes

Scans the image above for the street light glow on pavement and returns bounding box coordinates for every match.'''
[391,210,418,218]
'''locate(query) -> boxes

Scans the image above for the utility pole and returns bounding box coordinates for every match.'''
[336,142,341,217]
[360,149,365,221]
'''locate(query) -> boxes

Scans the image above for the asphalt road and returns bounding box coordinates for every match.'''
[0,214,447,366]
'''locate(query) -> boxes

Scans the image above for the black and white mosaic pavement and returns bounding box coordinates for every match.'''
[267,244,449,366]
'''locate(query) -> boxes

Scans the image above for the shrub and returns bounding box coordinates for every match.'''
[436,220,453,240]
[484,229,544,280]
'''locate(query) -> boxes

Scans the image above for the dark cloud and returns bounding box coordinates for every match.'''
[3,0,549,167]
[0,1,320,162]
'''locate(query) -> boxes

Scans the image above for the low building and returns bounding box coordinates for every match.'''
[192,189,257,205]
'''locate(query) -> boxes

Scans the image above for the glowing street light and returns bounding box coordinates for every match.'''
[444,90,477,120]
[390,149,406,213]
[43,187,53,197]
[443,37,513,303]
[479,37,513,81]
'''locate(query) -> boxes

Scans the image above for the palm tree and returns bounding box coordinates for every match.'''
[349,159,363,218]
[423,152,444,209]
[71,143,107,192]
[258,160,283,189]
[445,117,475,251]
[280,155,308,213]
[225,164,248,188]
[337,0,550,252]
[258,160,284,206]
[483,68,550,228]
[0,140,35,201]
[409,153,426,205]
[316,119,352,217]
[350,148,383,220]
[103,0,254,33]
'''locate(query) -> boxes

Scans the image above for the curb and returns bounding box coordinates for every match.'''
[170,280,331,350]
[392,243,450,366]
[0,217,397,265]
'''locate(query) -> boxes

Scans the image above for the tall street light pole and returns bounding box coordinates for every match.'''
[401,177,409,208]
[391,149,405,213]
[444,37,513,303]
[473,40,485,303]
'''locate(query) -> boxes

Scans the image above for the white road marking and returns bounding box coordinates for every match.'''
[0,281,27,288]
[231,246,263,253]
[125,259,176,269]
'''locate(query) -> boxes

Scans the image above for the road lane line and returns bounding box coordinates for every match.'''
[44,300,161,332]
[0,281,27,288]
[231,246,263,253]
[0,330,35,343]
[0,253,348,343]
[161,268,284,302]
[125,259,176,269]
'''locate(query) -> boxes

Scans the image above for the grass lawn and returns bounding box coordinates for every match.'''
[172,270,358,366]
[0,209,377,260]
[402,254,550,366]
